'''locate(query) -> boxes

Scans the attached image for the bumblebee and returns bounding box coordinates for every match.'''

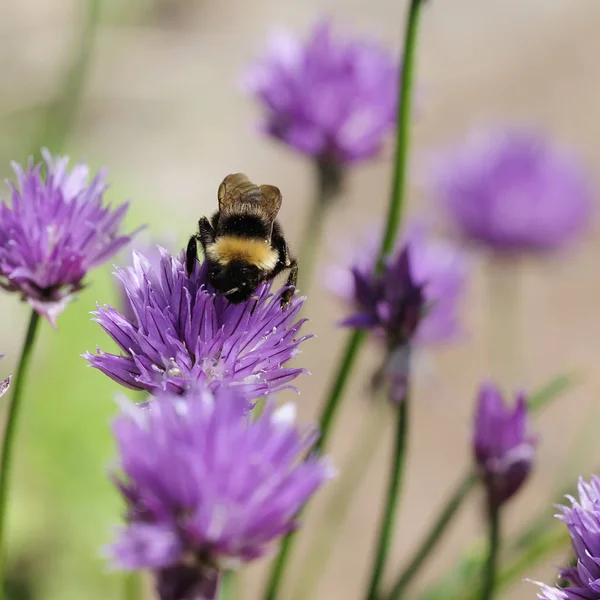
[186,173,298,308]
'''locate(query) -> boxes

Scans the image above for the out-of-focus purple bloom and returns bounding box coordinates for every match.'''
[432,128,593,252]
[85,248,310,404]
[533,476,600,600]
[340,245,424,403]
[107,387,332,600]
[341,246,424,348]
[244,19,398,164]
[335,226,468,345]
[0,150,138,326]
[473,383,535,507]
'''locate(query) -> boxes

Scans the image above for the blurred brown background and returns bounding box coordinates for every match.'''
[1,1,600,599]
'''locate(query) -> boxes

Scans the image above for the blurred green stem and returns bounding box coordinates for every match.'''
[387,472,478,599]
[0,310,41,595]
[479,498,500,600]
[363,399,409,600]
[219,571,235,600]
[491,526,568,599]
[376,0,422,267]
[395,373,573,600]
[297,159,343,294]
[124,572,141,600]
[260,329,366,600]
[422,523,569,600]
[261,0,423,594]
[292,402,390,600]
[32,0,101,155]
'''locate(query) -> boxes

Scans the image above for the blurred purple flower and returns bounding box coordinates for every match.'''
[473,383,535,507]
[334,226,468,345]
[107,387,332,600]
[244,19,398,164]
[0,150,138,326]
[85,249,310,404]
[533,476,600,600]
[341,246,424,347]
[432,128,593,252]
[340,244,424,403]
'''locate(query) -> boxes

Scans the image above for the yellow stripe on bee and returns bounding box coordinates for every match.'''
[207,236,279,271]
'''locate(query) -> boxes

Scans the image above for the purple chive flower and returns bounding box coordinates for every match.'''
[85,248,310,404]
[0,150,138,326]
[432,128,593,252]
[341,246,424,347]
[115,233,177,324]
[107,387,332,600]
[331,225,468,345]
[340,244,424,403]
[244,19,398,164]
[533,476,600,600]
[473,384,535,507]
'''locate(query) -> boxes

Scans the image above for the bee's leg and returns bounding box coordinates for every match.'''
[186,217,216,275]
[271,222,299,309]
[280,258,298,309]
[185,236,199,275]
[198,216,216,253]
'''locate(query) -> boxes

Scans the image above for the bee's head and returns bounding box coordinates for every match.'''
[209,260,263,303]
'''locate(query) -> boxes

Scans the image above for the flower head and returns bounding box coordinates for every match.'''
[0,150,137,325]
[244,19,398,164]
[340,244,424,403]
[107,387,332,600]
[85,248,310,405]
[342,246,424,348]
[432,128,592,252]
[333,226,468,345]
[473,384,535,507]
[533,476,600,600]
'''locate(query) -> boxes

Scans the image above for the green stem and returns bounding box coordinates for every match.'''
[0,310,41,594]
[441,525,569,600]
[363,399,409,600]
[219,571,236,600]
[385,373,571,600]
[376,0,423,268]
[292,402,390,600]
[261,328,365,600]
[480,497,500,600]
[261,0,423,595]
[314,329,366,453]
[387,472,478,599]
[33,0,101,154]
[124,572,141,600]
[297,159,343,294]
[493,527,568,598]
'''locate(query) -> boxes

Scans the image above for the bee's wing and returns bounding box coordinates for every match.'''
[258,184,283,222]
[218,173,282,222]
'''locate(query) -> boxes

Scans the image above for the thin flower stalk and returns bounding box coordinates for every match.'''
[0,311,41,595]
[262,0,423,597]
